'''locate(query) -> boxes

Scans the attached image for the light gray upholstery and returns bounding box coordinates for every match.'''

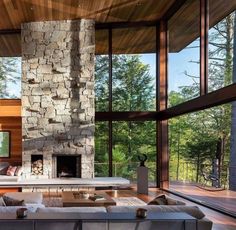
[4,192,43,204]
[107,205,205,219]
[36,207,107,230]
[107,205,212,230]
[36,207,107,213]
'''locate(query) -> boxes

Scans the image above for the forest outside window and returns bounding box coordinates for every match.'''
[112,121,156,186]
[0,57,21,99]
[168,0,200,107]
[112,27,156,112]
[95,30,109,112]
[208,1,235,92]
[169,100,236,213]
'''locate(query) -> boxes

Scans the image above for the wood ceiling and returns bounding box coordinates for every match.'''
[0,0,235,56]
[0,0,174,29]
[0,0,175,56]
[169,0,236,52]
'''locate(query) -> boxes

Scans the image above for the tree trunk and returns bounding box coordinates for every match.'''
[196,153,200,183]
[229,13,236,191]
[176,127,180,181]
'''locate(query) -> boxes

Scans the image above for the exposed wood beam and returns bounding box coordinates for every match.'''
[162,0,187,21]
[200,0,209,95]
[95,112,157,121]
[96,21,158,29]
[157,20,169,189]
[158,83,236,120]
[108,28,113,177]
[0,29,20,34]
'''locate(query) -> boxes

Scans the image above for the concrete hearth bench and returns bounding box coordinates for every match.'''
[0,177,130,189]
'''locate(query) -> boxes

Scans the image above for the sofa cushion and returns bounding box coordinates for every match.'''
[148,194,186,205]
[3,196,25,206]
[37,207,107,213]
[0,162,9,175]
[166,197,186,205]
[148,194,168,205]
[4,192,43,204]
[6,166,17,176]
[107,205,205,219]
[14,166,23,176]
[0,197,6,206]
[0,206,38,213]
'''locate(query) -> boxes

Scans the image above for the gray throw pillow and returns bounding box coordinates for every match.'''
[0,162,10,175]
[3,196,25,206]
[0,197,6,206]
[148,194,168,205]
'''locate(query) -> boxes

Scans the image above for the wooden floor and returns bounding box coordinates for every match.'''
[105,188,236,230]
[170,182,236,215]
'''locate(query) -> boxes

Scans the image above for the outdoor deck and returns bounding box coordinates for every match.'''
[170,182,236,216]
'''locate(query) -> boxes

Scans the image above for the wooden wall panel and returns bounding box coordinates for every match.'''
[0,100,22,165]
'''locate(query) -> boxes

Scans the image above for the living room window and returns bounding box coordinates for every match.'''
[168,0,200,107]
[95,25,157,184]
[112,27,156,112]
[208,7,235,92]
[0,57,21,99]
[169,101,234,214]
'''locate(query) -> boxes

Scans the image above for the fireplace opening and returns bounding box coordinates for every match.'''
[31,155,43,175]
[56,155,81,178]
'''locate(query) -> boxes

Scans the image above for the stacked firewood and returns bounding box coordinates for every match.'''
[31,159,43,175]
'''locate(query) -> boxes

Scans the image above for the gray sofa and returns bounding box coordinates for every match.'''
[0,192,212,230]
[0,205,212,230]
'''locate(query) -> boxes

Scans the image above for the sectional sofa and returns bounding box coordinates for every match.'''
[0,192,213,230]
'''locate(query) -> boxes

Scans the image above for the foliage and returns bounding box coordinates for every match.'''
[0,57,21,98]
[169,12,235,187]
[95,54,156,183]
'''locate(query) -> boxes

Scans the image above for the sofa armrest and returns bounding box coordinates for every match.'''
[197,217,213,230]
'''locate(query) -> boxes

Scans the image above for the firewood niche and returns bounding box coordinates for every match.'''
[31,154,43,175]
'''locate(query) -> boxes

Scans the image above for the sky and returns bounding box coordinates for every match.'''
[140,40,200,93]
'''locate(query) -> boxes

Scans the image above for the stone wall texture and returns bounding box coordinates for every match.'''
[21,20,95,179]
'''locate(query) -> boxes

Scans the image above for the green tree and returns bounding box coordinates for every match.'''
[112,55,155,111]
[0,57,20,98]
[95,54,156,182]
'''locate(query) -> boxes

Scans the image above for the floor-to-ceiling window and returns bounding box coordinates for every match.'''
[168,0,236,216]
[95,25,157,186]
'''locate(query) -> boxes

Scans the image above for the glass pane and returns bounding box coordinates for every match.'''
[168,0,200,107]
[95,30,109,112]
[95,121,109,177]
[0,57,21,98]
[169,101,236,214]
[112,121,156,186]
[208,0,235,92]
[112,27,156,111]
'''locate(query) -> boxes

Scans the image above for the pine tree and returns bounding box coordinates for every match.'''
[0,57,21,98]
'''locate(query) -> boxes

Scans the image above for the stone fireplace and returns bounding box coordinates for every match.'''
[21,19,95,179]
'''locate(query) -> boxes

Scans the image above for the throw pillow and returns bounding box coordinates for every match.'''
[6,166,17,176]
[148,194,168,205]
[0,162,10,175]
[14,166,23,176]
[3,196,25,206]
[0,197,6,206]
[166,197,186,205]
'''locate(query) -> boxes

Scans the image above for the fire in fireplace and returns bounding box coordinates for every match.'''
[54,155,81,178]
